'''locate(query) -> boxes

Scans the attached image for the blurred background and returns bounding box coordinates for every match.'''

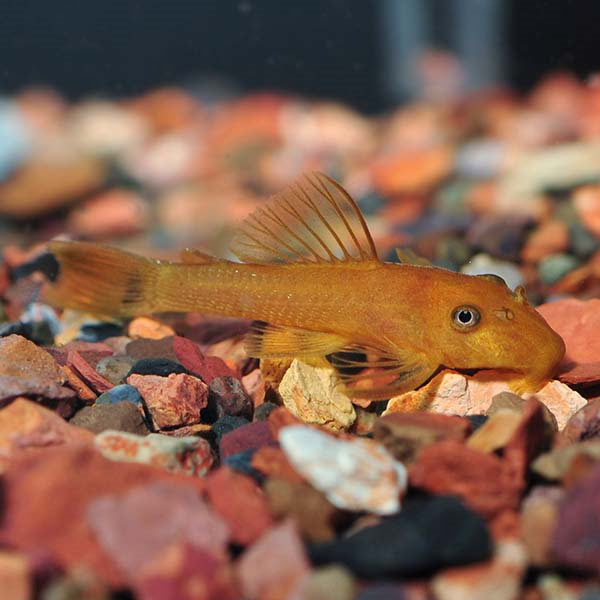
[2,0,600,337]
[2,0,600,111]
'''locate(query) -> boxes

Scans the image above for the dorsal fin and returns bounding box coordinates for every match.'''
[230,172,379,264]
[395,248,432,266]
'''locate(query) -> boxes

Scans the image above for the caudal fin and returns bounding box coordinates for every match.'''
[45,241,161,318]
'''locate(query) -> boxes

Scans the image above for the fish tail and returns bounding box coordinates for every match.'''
[45,241,162,318]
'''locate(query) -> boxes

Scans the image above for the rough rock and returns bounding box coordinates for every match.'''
[278,359,356,432]
[70,402,149,435]
[538,298,600,385]
[552,464,600,575]
[251,446,305,484]
[466,409,523,454]
[95,383,142,405]
[219,421,276,459]
[409,440,522,519]
[384,370,511,415]
[0,398,92,468]
[96,430,213,476]
[125,335,178,361]
[502,398,556,481]
[295,565,356,600]
[279,425,407,515]
[206,467,273,545]
[133,544,238,600]
[67,350,114,394]
[265,477,344,542]
[237,520,310,600]
[212,415,250,441]
[432,540,528,600]
[242,368,267,408]
[0,334,73,401]
[521,486,564,566]
[172,336,238,383]
[208,375,253,420]
[532,441,600,480]
[527,380,588,431]
[373,411,471,464]
[127,372,208,430]
[87,481,229,578]
[0,445,205,586]
[127,316,175,340]
[557,398,600,446]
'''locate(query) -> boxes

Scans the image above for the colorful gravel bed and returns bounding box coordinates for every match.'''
[1,74,600,599]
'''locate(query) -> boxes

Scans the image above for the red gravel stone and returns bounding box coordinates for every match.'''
[557,398,600,447]
[87,481,229,578]
[251,446,305,484]
[0,445,205,586]
[45,341,113,367]
[127,373,208,430]
[267,406,302,439]
[552,464,600,575]
[134,544,239,600]
[237,520,310,600]
[373,411,472,463]
[538,298,600,386]
[0,398,93,469]
[206,467,273,546]
[219,421,277,459]
[173,335,239,383]
[409,440,522,519]
[504,398,556,481]
[67,351,113,394]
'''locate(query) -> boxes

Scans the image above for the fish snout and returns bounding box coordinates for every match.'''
[520,319,566,390]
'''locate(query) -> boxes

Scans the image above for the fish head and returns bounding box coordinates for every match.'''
[432,272,565,392]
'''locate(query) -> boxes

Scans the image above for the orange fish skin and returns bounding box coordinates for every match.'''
[156,259,565,392]
[47,243,565,395]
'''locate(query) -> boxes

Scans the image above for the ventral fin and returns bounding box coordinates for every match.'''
[230,172,379,264]
[245,321,347,360]
[395,247,431,266]
[179,248,218,264]
[327,342,435,401]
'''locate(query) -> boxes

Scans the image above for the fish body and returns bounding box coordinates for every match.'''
[47,172,565,399]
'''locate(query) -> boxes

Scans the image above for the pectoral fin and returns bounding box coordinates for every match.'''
[327,343,436,401]
[245,321,348,360]
[246,321,436,401]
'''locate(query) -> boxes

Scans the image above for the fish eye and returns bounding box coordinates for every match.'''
[451,305,481,330]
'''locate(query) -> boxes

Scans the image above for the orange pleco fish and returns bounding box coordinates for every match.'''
[46,172,565,400]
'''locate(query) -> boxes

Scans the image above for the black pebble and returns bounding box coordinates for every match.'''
[355,583,409,600]
[209,376,253,420]
[0,320,53,345]
[78,323,124,342]
[212,415,250,442]
[466,415,488,431]
[308,495,492,578]
[223,448,263,481]
[126,358,189,378]
[253,401,278,422]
